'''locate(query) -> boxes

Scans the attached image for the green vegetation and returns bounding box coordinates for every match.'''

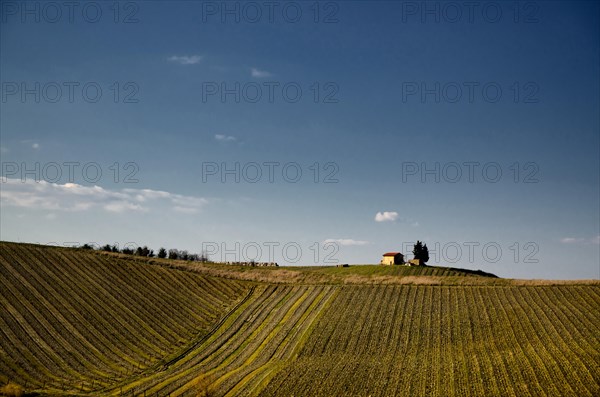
[0,242,249,394]
[1,242,598,396]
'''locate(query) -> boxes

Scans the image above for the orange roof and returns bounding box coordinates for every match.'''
[382,252,402,256]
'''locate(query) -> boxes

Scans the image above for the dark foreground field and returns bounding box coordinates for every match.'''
[1,242,598,396]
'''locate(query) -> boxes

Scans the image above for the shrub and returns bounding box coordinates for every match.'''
[0,382,24,397]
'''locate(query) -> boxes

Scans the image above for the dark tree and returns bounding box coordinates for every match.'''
[168,249,179,260]
[138,246,151,257]
[412,240,429,265]
[111,245,119,253]
[158,248,167,258]
[81,243,93,250]
[180,250,190,261]
[421,243,430,264]
[122,247,134,255]
[102,244,113,252]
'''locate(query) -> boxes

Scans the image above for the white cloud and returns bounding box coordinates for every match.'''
[560,237,580,244]
[168,55,203,65]
[251,68,272,78]
[215,134,237,142]
[0,178,208,215]
[104,201,146,213]
[561,235,600,245]
[324,238,369,246]
[173,206,200,214]
[375,211,399,222]
[19,140,40,150]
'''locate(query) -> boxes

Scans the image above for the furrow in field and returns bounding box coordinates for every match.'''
[0,263,109,381]
[4,252,137,370]
[152,286,305,396]
[489,287,547,397]
[463,288,507,396]
[50,249,178,352]
[11,247,166,367]
[106,285,271,396]
[215,287,328,396]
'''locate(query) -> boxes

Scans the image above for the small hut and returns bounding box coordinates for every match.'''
[380,252,404,265]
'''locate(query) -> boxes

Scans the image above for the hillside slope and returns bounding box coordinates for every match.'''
[263,285,600,397]
[0,242,250,394]
[1,242,599,396]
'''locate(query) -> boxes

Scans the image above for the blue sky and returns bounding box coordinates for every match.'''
[1,1,598,279]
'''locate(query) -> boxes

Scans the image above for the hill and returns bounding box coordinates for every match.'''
[1,242,599,396]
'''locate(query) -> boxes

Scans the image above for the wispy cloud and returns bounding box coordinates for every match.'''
[560,235,600,245]
[375,211,399,222]
[20,140,40,150]
[251,68,272,78]
[168,55,203,65]
[215,134,237,142]
[324,238,369,246]
[0,178,208,214]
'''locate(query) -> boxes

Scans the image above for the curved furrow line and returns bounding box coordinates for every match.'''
[160,285,280,374]
[243,286,340,397]
[0,304,64,387]
[1,243,250,394]
[213,287,328,396]
[24,247,174,354]
[86,254,201,331]
[67,253,189,344]
[150,286,306,396]
[92,254,222,328]
[4,253,139,370]
[260,287,348,396]
[0,263,111,379]
[106,285,266,396]
[33,256,168,366]
[175,288,321,397]
[0,289,86,386]
[6,247,165,365]
[50,250,175,350]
